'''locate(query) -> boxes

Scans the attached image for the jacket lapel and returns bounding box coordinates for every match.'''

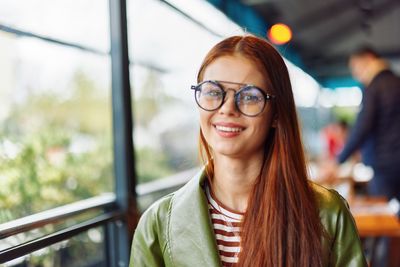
[168,170,221,267]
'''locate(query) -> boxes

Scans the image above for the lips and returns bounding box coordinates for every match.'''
[213,122,245,136]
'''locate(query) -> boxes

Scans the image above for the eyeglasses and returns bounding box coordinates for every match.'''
[191,80,275,117]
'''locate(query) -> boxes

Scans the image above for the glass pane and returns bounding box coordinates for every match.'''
[3,226,106,267]
[0,0,110,53]
[128,0,233,184]
[0,33,113,223]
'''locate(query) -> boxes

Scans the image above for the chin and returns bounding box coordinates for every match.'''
[212,146,239,156]
[215,147,247,158]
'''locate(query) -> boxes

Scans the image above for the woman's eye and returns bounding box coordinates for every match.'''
[204,90,222,97]
[241,94,259,102]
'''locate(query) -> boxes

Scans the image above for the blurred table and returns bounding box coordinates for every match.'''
[350,196,400,237]
[349,196,400,267]
[311,162,400,266]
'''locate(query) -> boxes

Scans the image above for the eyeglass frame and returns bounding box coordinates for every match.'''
[190,80,276,117]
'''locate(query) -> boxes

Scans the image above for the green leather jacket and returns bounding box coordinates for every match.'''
[130,170,367,267]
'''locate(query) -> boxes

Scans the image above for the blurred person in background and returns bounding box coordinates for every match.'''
[318,119,349,185]
[334,46,400,267]
[337,47,400,202]
[323,119,349,160]
[130,35,366,267]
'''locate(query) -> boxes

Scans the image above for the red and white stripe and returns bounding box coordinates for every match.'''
[205,185,243,266]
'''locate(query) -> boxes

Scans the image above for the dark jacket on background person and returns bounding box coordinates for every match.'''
[130,169,367,267]
[338,70,400,182]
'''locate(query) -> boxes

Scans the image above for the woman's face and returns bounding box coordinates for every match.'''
[199,55,275,160]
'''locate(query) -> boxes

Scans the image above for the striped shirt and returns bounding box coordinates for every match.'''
[205,184,243,267]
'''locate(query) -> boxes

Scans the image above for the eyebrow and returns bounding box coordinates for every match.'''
[211,80,268,93]
[212,80,255,87]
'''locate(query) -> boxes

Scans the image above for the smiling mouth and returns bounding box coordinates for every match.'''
[215,125,244,132]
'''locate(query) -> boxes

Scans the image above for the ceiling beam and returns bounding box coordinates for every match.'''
[291,0,355,32]
[309,0,400,51]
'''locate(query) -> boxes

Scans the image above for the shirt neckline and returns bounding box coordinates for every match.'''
[205,180,245,216]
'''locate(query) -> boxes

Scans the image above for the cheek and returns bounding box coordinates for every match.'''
[354,63,365,77]
[254,115,273,138]
[199,111,212,130]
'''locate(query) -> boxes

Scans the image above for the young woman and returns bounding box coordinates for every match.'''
[130,35,367,267]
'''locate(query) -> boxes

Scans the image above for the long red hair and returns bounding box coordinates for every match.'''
[197,35,324,266]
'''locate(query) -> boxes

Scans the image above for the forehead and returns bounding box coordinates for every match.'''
[349,55,366,66]
[202,55,267,88]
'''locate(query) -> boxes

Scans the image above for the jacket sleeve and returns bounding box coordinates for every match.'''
[329,191,368,267]
[337,85,377,163]
[130,196,172,267]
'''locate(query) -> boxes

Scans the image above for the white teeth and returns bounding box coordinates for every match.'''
[215,125,243,132]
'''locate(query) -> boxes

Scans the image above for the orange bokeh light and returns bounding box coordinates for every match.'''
[268,23,292,45]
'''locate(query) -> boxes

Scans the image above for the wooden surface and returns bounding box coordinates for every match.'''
[349,196,400,267]
[349,196,400,237]
[354,215,400,237]
[317,177,400,266]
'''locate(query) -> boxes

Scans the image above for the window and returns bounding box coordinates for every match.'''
[1,0,131,265]
[0,0,112,223]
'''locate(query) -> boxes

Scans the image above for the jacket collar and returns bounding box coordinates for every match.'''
[168,169,222,266]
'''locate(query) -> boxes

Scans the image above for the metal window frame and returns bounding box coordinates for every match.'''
[0,0,137,265]
[0,194,116,240]
[107,0,138,266]
[0,198,123,263]
[0,24,108,55]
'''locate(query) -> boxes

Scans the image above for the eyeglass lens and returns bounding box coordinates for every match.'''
[195,81,266,116]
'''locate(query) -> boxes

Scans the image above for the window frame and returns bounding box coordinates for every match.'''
[0,0,137,265]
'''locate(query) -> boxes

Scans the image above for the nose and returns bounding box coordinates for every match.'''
[218,89,240,116]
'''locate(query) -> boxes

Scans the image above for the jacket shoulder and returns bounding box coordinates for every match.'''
[134,192,174,242]
[311,182,348,211]
[130,193,175,266]
[310,182,352,237]
[311,182,368,266]
[141,192,174,221]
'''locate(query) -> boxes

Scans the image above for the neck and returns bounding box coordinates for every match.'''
[211,153,264,213]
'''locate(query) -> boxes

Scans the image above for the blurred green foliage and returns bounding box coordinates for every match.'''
[135,147,173,184]
[0,70,180,224]
[133,70,177,184]
[332,106,358,125]
[0,71,114,223]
